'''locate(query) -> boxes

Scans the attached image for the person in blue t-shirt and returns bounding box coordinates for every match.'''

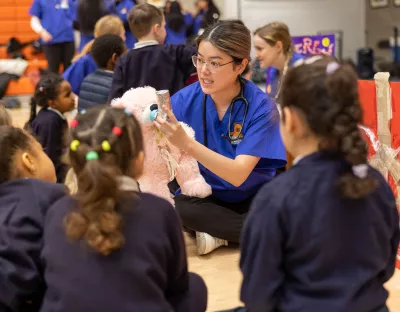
[253,21,304,102]
[154,21,287,256]
[107,0,137,48]
[29,0,76,74]
[164,1,193,45]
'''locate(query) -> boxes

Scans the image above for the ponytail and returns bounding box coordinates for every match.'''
[64,149,124,256]
[326,66,377,199]
[64,107,144,256]
[29,97,37,123]
[280,56,377,199]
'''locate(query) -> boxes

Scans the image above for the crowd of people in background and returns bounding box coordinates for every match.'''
[28,0,221,74]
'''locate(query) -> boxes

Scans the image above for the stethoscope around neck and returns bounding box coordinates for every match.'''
[202,78,248,147]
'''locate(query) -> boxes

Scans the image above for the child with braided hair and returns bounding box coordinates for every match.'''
[234,56,400,312]
[41,107,207,312]
[25,73,75,183]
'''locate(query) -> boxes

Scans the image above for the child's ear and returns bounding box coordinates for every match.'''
[21,152,37,176]
[111,53,119,65]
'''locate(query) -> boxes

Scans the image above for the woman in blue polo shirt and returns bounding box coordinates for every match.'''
[253,21,304,101]
[29,0,76,74]
[155,20,286,255]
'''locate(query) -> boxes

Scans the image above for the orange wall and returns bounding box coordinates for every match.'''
[0,0,39,45]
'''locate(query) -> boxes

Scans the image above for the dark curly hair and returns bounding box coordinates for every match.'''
[64,106,144,256]
[279,55,377,199]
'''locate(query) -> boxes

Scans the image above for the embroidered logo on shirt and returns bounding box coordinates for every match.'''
[230,123,244,145]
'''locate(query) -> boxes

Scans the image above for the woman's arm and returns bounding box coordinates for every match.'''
[30,16,53,42]
[186,139,260,187]
[154,106,260,187]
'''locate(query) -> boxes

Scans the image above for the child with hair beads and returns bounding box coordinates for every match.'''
[41,107,207,312]
[230,56,400,312]
[26,74,75,183]
[64,15,125,95]
[0,126,66,312]
[0,101,11,126]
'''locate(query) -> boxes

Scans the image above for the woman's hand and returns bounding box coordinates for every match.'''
[153,106,191,151]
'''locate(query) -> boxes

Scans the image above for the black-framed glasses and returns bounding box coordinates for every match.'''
[192,55,234,73]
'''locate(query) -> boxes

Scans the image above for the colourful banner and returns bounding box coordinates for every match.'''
[292,34,336,57]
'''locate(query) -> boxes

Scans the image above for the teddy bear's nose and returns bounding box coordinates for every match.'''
[150,104,158,111]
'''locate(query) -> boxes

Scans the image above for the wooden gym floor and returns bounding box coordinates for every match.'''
[8,107,400,311]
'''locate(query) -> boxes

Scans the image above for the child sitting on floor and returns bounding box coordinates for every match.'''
[78,34,126,110]
[108,3,197,100]
[40,107,207,312]
[0,126,66,312]
[25,73,75,183]
[230,56,400,312]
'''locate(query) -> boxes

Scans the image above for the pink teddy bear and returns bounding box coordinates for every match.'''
[111,87,212,205]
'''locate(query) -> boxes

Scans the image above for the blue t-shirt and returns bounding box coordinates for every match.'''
[63,54,98,94]
[29,0,75,45]
[172,80,287,203]
[266,52,304,99]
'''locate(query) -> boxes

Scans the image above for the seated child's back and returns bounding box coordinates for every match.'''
[41,107,207,312]
[78,34,126,110]
[239,56,400,312]
[109,3,196,101]
[0,126,66,312]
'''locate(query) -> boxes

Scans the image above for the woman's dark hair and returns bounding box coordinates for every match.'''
[279,56,377,199]
[196,20,251,73]
[64,107,144,256]
[0,101,11,126]
[166,1,185,33]
[0,126,35,184]
[77,0,108,35]
[26,73,64,127]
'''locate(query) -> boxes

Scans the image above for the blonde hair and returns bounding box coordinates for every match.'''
[254,21,292,55]
[73,15,124,63]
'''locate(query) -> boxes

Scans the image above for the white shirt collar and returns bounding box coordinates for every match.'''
[292,155,305,166]
[118,176,140,192]
[133,40,159,50]
[47,107,66,120]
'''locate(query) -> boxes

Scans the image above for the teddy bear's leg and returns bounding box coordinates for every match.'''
[175,154,212,199]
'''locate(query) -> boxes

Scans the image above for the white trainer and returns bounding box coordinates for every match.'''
[196,232,228,255]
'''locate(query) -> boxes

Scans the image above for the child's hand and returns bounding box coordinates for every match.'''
[40,30,53,43]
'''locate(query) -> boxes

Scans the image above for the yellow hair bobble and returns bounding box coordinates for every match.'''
[70,139,80,152]
[101,140,111,152]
